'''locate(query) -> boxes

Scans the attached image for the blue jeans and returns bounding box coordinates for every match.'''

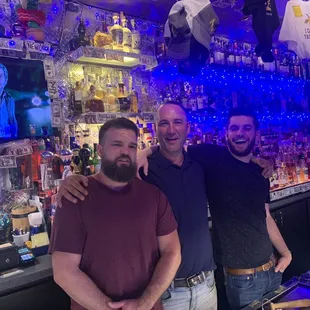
[224,267,282,309]
[162,271,217,310]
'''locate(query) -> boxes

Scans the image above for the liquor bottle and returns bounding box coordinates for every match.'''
[54,137,61,155]
[213,38,221,64]
[77,19,90,47]
[293,56,302,78]
[60,147,73,179]
[130,19,141,54]
[227,43,235,66]
[120,12,132,52]
[93,143,101,174]
[110,13,123,51]
[40,141,55,191]
[140,87,151,112]
[71,147,81,174]
[93,19,113,49]
[78,19,86,38]
[106,74,120,112]
[197,86,204,111]
[214,39,225,65]
[74,81,83,113]
[79,146,92,176]
[180,82,189,110]
[302,157,308,182]
[189,88,197,112]
[117,71,130,112]
[83,144,95,174]
[234,42,242,67]
[128,76,138,113]
[155,25,166,63]
[278,164,288,188]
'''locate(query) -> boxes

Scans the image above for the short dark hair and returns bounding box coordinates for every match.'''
[98,117,138,144]
[227,107,259,130]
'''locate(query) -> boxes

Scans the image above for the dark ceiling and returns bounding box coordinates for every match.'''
[83,0,289,42]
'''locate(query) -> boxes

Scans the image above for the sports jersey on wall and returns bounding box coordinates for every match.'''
[279,0,310,59]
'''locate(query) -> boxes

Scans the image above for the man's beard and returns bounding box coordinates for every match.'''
[101,155,137,183]
[227,137,256,157]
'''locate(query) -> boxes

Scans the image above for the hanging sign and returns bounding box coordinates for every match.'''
[51,100,63,127]
[47,80,59,99]
[43,57,55,79]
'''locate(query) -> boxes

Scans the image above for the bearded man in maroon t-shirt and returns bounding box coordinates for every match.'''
[49,117,181,310]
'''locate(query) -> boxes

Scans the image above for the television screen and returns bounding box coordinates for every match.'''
[0,57,51,140]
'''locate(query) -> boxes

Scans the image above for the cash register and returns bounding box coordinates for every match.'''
[0,243,35,272]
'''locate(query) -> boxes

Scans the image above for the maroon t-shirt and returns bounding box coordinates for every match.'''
[49,177,177,310]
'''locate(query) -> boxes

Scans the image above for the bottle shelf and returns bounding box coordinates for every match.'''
[68,46,157,69]
[78,112,156,124]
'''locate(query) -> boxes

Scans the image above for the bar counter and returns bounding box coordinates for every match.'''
[0,255,70,310]
[1,186,310,310]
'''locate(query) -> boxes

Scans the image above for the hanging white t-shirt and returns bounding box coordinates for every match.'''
[279,0,310,59]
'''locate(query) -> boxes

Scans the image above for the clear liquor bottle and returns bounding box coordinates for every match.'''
[128,76,138,113]
[131,19,141,54]
[189,88,197,112]
[120,12,132,53]
[197,86,204,111]
[117,71,130,112]
[106,74,120,112]
[110,13,123,51]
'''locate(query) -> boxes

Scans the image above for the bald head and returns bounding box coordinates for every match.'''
[156,103,189,157]
[156,103,187,123]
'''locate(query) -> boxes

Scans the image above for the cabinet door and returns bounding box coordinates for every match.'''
[274,200,310,281]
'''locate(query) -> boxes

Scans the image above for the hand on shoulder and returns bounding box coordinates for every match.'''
[56,175,89,207]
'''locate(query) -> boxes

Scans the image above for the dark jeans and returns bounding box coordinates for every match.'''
[224,267,282,309]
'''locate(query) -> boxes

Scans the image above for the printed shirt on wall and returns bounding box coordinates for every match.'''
[279,0,310,59]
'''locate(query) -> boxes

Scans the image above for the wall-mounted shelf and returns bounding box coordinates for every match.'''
[77,112,156,124]
[68,46,157,70]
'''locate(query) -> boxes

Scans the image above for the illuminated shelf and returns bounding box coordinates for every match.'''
[270,181,310,201]
[68,46,157,69]
[78,112,156,124]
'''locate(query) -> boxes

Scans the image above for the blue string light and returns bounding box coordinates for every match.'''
[152,64,309,129]
[186,111,310,130]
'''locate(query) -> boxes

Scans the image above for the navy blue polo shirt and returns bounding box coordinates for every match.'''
[140,150,216,278]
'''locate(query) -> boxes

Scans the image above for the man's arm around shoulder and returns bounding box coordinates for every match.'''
[52,251,112,310]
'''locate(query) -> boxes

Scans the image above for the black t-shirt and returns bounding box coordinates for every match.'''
[188,144,273,269]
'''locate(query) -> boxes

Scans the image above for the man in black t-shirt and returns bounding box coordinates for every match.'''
[186,107,291,309]
[137,107,291,309]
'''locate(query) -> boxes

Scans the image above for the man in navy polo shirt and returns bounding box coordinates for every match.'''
[57,103,217,310]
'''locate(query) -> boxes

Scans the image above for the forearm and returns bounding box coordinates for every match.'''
[140,251,181,308]
[54,269,111,310]
[267,216,290,256]
[144,145,159,156]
